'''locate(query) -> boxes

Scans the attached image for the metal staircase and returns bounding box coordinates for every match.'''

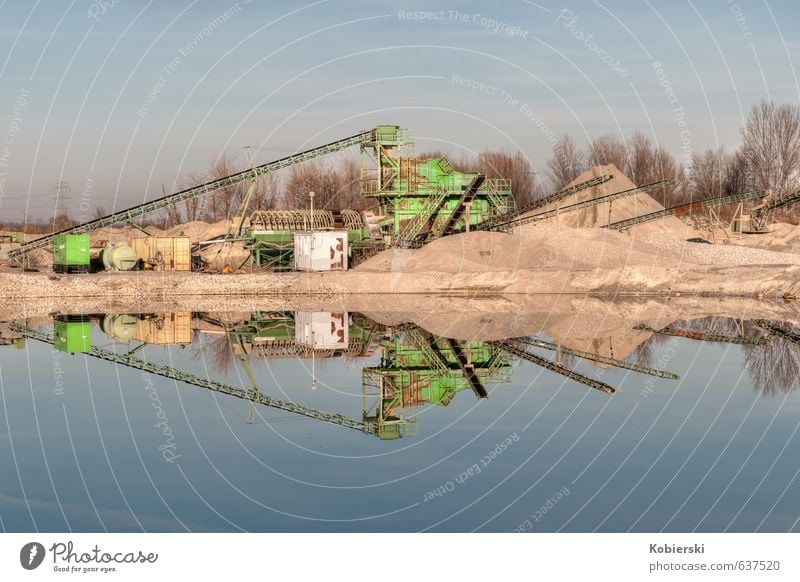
[396,188,448,248]
[434,174,486,237]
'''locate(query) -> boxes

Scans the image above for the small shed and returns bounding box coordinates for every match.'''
[293,231,348,271]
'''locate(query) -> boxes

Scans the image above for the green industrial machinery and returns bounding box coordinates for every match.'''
[52,234,90,273]
[53,315,91,353]
[246,209,380,270]
[360,125,513,247]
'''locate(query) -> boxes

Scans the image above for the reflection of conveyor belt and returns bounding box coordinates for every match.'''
[512,336,679,379]
[12,324,374,433]
[634,323,768,346]
[446,337,488,398]
[754,320,800,345]
[495,340,617,394]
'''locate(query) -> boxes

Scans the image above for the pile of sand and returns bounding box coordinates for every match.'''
[90,219,229,243]
[197,241,250,272]
[357,164,800,276]
[528,164,701,239]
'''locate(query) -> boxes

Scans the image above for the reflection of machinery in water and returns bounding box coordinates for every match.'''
[31,309,784,440]
[226,311,374,359]
[44,313,193,352]
[11,318,397,439]
[362,326,513,439]
[635,316,800,394]
[101,312,192,346]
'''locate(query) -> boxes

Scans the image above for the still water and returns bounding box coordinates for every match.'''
[1,305,799,532]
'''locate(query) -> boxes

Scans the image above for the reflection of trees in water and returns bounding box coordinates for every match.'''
[744,324,800,395]
[678,317,800,395]
[630,316,800,395]
[631,330,670,368]
[205,333,236,374]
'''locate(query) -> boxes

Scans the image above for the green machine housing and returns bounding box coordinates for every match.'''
[52,234,90,273]
[54,315,92,354]
[360,125,513,246]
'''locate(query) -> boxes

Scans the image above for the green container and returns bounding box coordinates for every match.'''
[54,318,91,354]
[53,234,90,273]
[373,124,398,142]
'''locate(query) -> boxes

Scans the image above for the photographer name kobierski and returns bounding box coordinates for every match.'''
[650,543,705,554]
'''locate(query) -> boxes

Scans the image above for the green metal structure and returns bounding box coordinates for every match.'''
[360,125,513,247]
[52,234,90,273]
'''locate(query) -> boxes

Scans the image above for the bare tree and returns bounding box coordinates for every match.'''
[547,134,586,190]
[741,100,800,197]
[690,148,729,201]
[724,150,752,195]
[50,211,76,232]
[587,134,628,169]
[283,156,373,210]
[475,150,537,207]
[622,132,680,205]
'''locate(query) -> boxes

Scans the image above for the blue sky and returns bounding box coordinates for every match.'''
[0,0,798,219]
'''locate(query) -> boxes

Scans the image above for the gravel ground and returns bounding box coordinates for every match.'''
[643,230,800,266]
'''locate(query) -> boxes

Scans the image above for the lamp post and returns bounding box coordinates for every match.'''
[309,190,315,250]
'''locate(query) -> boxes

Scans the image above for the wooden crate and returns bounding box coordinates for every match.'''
[131,236,191,271]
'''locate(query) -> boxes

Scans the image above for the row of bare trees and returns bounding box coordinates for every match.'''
[545,100,800,213]
[5,100,797,233]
